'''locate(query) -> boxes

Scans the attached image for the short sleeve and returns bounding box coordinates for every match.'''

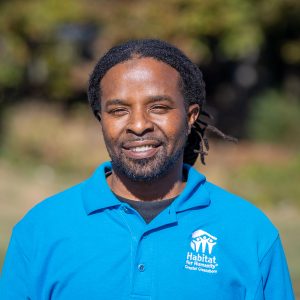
[0,230,31,299]
[260,236,295,300]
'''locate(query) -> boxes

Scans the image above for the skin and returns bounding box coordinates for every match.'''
[99,57,199,201]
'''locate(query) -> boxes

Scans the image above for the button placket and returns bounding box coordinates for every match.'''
[131,232,153,297]
[118,205,152,297]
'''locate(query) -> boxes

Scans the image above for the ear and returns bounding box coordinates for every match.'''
[95,112,102,122]
[187,104,200,133]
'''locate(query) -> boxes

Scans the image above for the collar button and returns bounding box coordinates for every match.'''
[122,206,131,214]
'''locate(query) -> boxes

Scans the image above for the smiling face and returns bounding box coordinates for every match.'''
[99,57,199,182]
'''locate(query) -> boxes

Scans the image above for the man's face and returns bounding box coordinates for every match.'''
[100,57,199,182]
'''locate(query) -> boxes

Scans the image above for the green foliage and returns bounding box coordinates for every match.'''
[0,0,90,99]
[247,90,300,146]
[0,0,298,97]
[227,154,300,208]
[97,0,295,60]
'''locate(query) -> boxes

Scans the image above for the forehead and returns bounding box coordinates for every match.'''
[100,57,182,98]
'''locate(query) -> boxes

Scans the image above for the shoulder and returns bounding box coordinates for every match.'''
[12,162,111,245]
[205,181,275,225]
[27,181,84,218]
[204,181,279,258]
[10,181,88,259]
[13,181,86,239]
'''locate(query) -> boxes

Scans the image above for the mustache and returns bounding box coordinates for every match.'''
[120,136,166,148]
[122,137,162,143]
[120,134,166,142]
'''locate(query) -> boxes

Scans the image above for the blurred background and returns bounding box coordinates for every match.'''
[0,0,299,296]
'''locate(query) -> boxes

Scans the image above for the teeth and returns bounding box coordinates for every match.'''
[130,145,154,152]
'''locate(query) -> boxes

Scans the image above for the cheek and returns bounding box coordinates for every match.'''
[155,113,188,139]
[102,122,120,145]
[101,118,125,142]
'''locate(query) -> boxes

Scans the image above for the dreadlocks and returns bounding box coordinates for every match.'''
[87,39,237,166]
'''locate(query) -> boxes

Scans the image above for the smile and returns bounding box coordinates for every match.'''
[130,145,155,152]
[122,141,162,159]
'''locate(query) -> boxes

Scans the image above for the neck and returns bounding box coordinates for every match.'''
[107,160,186,201]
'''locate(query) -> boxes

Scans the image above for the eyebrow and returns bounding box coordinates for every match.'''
[105,95,175,108]
[146,95,175,104]
[105,99,128,108]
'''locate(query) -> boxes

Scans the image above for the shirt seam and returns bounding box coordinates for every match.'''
[253,233,280,299]
[12,227,31,262]
[258,233,279,265]
[10,228,32,297]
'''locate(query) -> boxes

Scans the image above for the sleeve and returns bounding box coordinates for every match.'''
[260,235,295,300]
[0,231,31,299]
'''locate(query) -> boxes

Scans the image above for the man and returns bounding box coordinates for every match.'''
[0,39,295,299]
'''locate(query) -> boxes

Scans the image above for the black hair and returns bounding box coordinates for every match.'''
[88,39,236,166]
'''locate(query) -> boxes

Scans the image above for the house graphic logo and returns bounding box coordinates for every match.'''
[190,229,217,254]
[185,229,219,274]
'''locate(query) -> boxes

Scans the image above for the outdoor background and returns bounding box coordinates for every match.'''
[0,0,299,297]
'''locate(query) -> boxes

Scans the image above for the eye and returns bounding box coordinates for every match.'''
[108,108,128,116]
[150,105,171,114]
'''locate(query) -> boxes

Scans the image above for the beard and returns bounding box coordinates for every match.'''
[103,123,189,183]
[110,144,184,182]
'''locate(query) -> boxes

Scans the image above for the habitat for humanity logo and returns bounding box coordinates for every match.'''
[185,229,218,274]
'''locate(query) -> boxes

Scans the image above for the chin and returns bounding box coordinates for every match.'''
[111,150,183,182]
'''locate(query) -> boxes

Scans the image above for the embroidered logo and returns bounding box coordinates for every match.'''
[185,229,219,274]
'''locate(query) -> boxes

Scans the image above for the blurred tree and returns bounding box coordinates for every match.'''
[248,90,300,146]
[0,0,299,138]
[0,0,96,101]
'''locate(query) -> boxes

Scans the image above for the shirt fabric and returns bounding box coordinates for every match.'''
[0,162,295,300]
[116,195,176,224]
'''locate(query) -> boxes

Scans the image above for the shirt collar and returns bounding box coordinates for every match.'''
[82,162,210,215]
[172,164,210,212]
[82,162,121,215]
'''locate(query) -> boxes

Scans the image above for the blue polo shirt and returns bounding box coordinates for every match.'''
[0,162,295,299]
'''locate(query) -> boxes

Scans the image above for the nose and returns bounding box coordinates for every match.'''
[126,108,154,136]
